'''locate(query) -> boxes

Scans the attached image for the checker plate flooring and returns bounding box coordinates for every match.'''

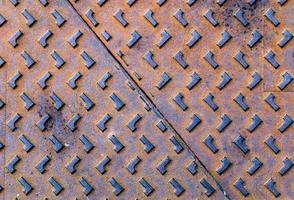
[0,0,293,199]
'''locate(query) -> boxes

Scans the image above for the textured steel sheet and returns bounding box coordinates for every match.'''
[0,0,226,199]
[69,0,294,199]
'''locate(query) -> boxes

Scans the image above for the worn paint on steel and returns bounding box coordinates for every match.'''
[70,0,294,199]
[0,0,227,199]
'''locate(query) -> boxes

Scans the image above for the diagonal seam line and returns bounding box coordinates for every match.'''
[66,1,232,199]
[66,1,231,199]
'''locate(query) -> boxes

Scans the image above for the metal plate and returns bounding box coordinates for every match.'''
[69,0,294,199]
[0,0,228,199]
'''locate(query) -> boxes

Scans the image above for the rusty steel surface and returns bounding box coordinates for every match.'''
[0,0,293,199]
[69,0,294,199]
[0,0,228,199]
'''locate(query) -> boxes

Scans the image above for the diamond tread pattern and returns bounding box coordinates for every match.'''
[0,0,294,199]
[69,0,294,199]
[0,0,226,199]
